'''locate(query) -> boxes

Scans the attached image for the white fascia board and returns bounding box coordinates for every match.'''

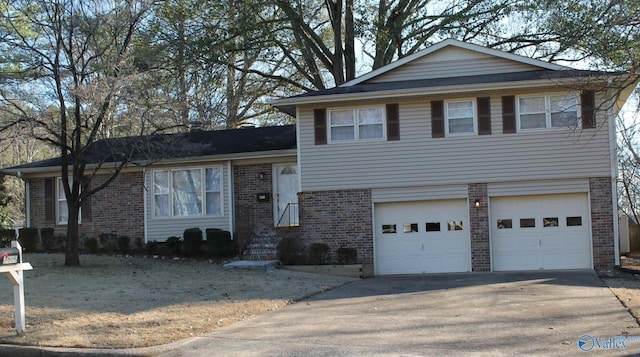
[274,78,593,107]
[342,39,569,87]
[3,149,298,177]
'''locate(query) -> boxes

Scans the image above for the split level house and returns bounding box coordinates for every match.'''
[3,39,637,276]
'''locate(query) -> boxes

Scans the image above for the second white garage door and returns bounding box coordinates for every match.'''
[374,199,471,275]
[491,193,592,271]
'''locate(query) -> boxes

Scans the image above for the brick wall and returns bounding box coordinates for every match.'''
[233,164,277,242]
[298,189,373,275]
[589,177,615,270]
[468,183,490,272]
[29,171,144,241]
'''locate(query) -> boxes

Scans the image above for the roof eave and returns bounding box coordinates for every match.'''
[273,76,620,107]
[1,149,298,177]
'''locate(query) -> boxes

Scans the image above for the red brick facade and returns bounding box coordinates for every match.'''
[468,183,490,272]
[589,177,615,270]
[29,171,144,241]
[298,189,373,276]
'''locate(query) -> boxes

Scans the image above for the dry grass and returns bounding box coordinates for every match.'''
[0,254,356,349]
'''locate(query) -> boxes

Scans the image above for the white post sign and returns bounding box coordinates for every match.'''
[0,241,33,335]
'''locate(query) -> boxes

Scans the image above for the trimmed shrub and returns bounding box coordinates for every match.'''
[206,228,234,258]
[0,229,16,248]
[277,236,304,265]
[18,227,39,252]
[135,238,144,252]
[183,228,203,256]
[308,243,330,265]
[117,236,130,254]
[40,228,56,251]
[84,237,98,253]
[99,233,117,252]
[166,236,182,256]
[337,247,358,264]
[146,241,158,255]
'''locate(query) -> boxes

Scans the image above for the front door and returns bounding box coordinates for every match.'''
[274,163,299,226]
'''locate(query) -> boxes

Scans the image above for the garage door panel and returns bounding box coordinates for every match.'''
[375,199,470,275]
[491,193,591,271]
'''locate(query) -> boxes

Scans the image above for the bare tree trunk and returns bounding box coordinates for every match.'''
[65,203,81,266]
[344,0,356,81]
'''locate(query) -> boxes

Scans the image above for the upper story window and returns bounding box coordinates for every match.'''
[517,93,578,131]
[153,166,222,218]
[329,106,384,141]
[445,100,476,135]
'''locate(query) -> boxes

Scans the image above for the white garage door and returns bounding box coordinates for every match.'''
[374,199,470,275]
[491,193,591,271]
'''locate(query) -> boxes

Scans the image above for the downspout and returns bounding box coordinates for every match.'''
[143,167,148,243]
[609,103,620,267]
[19,171,30,228]
[227,161,234,238]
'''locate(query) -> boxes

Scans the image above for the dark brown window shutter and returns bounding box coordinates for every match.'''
[502,95,516,134]
[431,100,444,138]
[386,103,400,141]
[81,180,92,222]
[477,97,491,135]
[581,90,595,129]
[44,178,55,224]
[313,108,327,145]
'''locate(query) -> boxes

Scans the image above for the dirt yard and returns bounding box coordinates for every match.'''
[0,254,356,349]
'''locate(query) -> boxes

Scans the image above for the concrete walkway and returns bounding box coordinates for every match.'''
[1,271,638,356]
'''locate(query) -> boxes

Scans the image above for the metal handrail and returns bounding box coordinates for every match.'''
[277,202,299,227]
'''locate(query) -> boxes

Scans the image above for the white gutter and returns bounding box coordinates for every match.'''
[3,149,298,176]
[272,77,623,107]
[295,106,302,193]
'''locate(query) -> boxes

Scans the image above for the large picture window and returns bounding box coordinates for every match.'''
[153,167,222,218]
[517,93,579,130]
[328,106,384,141]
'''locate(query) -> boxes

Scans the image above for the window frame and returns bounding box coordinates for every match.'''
[516,92,580,132]
[56,177,81,225]
[152,166,224,219]
[444,99,477,136]
[327,105,386,143]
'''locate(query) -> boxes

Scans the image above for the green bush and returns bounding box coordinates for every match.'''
[84,237,98,253]
[277,236,304,265]
[337,247,358,264]
[206,228,235,258]
[135,238,144,252]
[40,228,55,251]
[308,243,330,265]
[117,236,130,254]
[54,235,66,251]
[99,233,117,252]
[18,227,39,252]
[146,241,158,255]
[183,228,203,256]
[166,236,182,256]
[0,228,16,248]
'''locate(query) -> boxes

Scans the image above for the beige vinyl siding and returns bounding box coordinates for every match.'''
[372,185,468,203]
[145,163,231,242]
[366,47,540,84]
[487,179,590,197]
[299,92,612,192]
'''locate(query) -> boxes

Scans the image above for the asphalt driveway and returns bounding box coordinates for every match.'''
[159,271,640,356]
